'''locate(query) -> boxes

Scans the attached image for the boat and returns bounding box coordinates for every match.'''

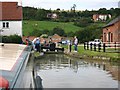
[0,43,36,89]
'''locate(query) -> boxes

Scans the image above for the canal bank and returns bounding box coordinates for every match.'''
[63,46,120,62]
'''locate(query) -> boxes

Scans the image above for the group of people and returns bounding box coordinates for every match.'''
[26,36,41,52]
[26,37,53,53]
[26,36,78,53]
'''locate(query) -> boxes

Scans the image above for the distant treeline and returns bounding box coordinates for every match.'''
[23,7,120,21]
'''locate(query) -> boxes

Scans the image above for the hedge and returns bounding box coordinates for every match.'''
[2,35,22,44]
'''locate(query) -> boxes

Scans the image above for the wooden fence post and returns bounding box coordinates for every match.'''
[90,43,92,51]
[94,44,96,51]
[114,42,116,50]
[69,43,72,52]
[84,42,86,50]
[103,43,106,52]
[98,43,101,52]
[87,42,89,50]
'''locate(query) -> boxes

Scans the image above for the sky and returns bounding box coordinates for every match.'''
[0,0,120,10]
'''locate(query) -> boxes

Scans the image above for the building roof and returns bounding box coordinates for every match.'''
[22,36,37,42]
[52,34,61,38]
[0,2,22,21]
[103,16,120,28]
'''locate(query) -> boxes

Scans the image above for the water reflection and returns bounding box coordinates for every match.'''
[34,54,119,88]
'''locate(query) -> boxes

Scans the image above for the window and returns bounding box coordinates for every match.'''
[3,22,5,28]
[2,22,9,28]
[6,22,9,28]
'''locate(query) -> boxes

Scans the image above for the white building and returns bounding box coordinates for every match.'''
[0,2,22,36]
[93,14,111,22]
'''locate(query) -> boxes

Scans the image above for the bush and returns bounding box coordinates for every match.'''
[74,18,93,27]
[29,29,42,37]
[2,35,22,44]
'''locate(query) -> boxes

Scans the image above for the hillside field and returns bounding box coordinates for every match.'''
[23,20,82,36]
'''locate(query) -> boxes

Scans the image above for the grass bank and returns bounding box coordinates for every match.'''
[63,45,119,62]
[23,20,82,36]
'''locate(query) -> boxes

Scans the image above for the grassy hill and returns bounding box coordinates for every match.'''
[23,20,82,36]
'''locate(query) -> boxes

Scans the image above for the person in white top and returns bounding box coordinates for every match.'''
[32,38,37,50]
[74,36,78,52]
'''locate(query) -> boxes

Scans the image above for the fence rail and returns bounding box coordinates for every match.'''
[84,42,120,53]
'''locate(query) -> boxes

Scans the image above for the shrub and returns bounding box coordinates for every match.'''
[2,35,22,44]
[74,18,93,27]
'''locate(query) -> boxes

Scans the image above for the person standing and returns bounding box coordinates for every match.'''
[25,36,29,46]
[74,36,78,52]
[35,37,41,52]
[32,37,37,50]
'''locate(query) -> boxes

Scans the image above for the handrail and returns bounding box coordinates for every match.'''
[10,47,31,89]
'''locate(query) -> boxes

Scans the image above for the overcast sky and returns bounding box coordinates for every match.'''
[1,0,120,10]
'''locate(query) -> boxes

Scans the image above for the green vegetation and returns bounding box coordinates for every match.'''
[63,45,119,61]
[78,46,118,60]
[23,20,81,36]
[2,35,22,44]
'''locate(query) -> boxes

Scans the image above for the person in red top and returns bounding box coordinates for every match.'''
[25,36,29,46]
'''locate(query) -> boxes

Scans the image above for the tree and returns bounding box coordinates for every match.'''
[114,8,120,16]
[98,8,108,14]
[23,7,37,20]
[52,27,65,36]
[66,31,75,37]
[56,8,60,11]
[74,18,93,27]
[29,29,42,37]
[42,29,50,35]
[35,9,48,20]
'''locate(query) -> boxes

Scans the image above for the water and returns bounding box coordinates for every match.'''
[34,54,119,88]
